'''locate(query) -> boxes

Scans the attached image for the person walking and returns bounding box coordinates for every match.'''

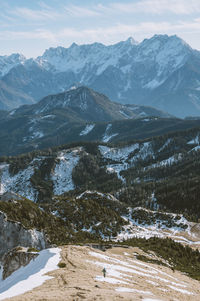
[102,267,106,277]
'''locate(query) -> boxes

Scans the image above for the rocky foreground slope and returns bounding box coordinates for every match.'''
[2,245,200,301]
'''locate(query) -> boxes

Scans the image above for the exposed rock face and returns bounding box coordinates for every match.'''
[0,211,47,259]
[0,191,21,202]
[2,247,38,279]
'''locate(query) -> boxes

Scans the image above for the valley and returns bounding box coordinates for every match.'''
[1,33,200,300]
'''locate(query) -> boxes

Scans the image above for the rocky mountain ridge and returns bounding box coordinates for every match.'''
[1,35,200,117]
[0,86,175,156]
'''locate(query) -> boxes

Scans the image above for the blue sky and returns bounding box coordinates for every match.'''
[1,0,200,57]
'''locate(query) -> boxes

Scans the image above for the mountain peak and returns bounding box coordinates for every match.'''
[0,53,26,78]
[148,34,191,49]
[69,42,78,48]
[125,37,138,45]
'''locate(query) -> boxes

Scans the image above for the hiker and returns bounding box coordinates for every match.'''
[102,267,106,277]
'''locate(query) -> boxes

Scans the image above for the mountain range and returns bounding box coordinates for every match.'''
[1,123,200,222]
[1,35,200,117]
[0,86,180,156]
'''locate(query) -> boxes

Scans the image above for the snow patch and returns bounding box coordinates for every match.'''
[190,145,200,152]
[51,148,81,195]
[80,124,95,136]
[0,248,61,300]
[167,285,194,295]
[187,135,199,145]
[99,143,139,161]
[102,124,118,143]
[0,160,41,201]
[158,139,171,152]
[119,110,131,119]
[116,207,194,244]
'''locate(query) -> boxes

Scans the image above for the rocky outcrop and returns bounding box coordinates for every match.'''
[0,211,47,259]
[0,191,21,202]
[2,247,38,279]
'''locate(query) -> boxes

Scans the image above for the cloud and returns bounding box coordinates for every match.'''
[64,5,101,17]
[1,18,200,44]
[101,0,200,15]
[57,20,200,40]
[0,29,56,42]
[10,7,60,21]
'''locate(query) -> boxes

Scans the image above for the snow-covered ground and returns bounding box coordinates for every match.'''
[116,207,200,247]
[158,139,171,152]
[102,124,118,142]
[88,249,195,299]
[0,159,41,201]
[99,143,139,161]
[0,248,61,300]
[187,135,199,145]
[51,148,81,195]
[145,153,182,169]
[99,142,154,182]
[80,124,95,136]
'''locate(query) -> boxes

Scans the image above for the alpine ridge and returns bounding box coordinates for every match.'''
[1,35,200,117]
[0,86,174,156]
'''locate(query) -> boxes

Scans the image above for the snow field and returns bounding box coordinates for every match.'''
[0,248,61,300]
[0,159,41,201]
[88,250,194,299]
[80,124,95,136]
[51,148,81,195]
[102,124,118,142]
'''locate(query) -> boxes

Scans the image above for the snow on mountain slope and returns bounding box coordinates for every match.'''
[99,143,139,161]
[1,131,200,202]
[0,248,60,300]
[0,147,82,201]
[102,124,118,142]
[38,38,135,78]
[99,142,154,182]
[1,34,199,116]
[0,53,26,78]
[3,246,199,301]
[37,35,190,83]
[51,148,82,195]
[0,160,41,201]
[80,124,95,136]
[88,248,197,299]
[136,35,190,89]
[116,207,200,247]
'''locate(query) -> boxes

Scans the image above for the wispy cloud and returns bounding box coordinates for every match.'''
[2,19,199,45]
[0,29,56,42]
[1,0,200,57]
[64,5,101,17]
[10,7,60,21]
[108,0,200,15]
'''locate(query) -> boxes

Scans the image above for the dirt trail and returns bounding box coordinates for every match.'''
[4,245,200,301]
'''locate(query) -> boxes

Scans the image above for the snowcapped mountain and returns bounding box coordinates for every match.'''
[0,53,26,78]
[1,34,200,117]
[37,37,137,76]
[38,35,190,89]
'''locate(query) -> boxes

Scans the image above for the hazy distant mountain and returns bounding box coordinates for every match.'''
[14,86,170,121]
[0,86,173,156]
[1,34,200,117]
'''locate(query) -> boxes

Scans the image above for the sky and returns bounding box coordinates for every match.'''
[1,0,200,58]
